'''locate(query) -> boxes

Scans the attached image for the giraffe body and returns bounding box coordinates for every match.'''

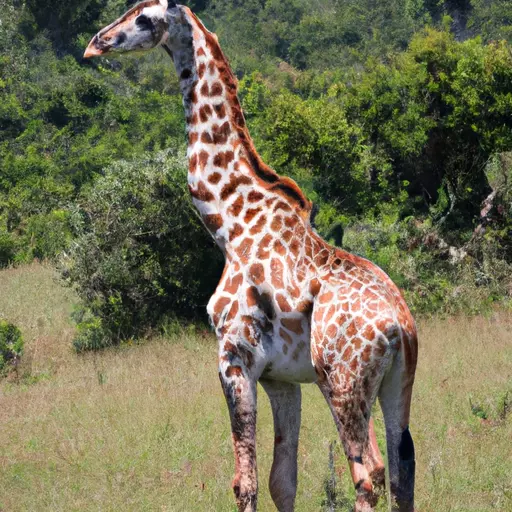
[85,3,418,511]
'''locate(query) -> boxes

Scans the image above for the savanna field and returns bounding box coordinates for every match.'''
[1,263,511,512]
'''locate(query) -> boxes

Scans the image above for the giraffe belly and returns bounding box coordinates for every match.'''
[262,323,317,384]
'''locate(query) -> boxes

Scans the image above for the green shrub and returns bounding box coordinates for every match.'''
[0,320,23,373]
[340,213,512,316]
[61,149,223,350]
[0,229,17,267]
[72,315,111,353]
[16,210,73,263]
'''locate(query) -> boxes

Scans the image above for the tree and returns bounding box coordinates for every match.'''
[62,150,223,349]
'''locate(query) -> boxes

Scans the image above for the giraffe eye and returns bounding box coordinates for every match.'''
[136,14,153,31]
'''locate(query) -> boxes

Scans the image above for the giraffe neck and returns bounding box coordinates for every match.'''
[163,7,311,254]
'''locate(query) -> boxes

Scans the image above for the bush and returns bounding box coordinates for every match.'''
[61,149,223,350]
[340,212,512,315]
[0,320,23,373]
[0,229,17,267]
[16,210,73,263]
[72,314,111,353]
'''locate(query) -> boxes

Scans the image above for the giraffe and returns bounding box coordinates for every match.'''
[84,2,418,511]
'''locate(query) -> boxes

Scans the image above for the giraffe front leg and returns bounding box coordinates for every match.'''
[219,351,259,512]
[260,379,301,512]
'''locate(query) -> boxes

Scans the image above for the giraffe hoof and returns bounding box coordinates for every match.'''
[354,480,379,511]
[232,474,257,511]
[236,492,257,512]
[370,465,386,492]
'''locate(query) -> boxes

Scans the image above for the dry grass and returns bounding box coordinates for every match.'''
[0,263,511,511]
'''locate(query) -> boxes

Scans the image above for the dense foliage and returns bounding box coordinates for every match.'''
[63,150,222,349]
[1,0,511,347]
[0,320,23,373]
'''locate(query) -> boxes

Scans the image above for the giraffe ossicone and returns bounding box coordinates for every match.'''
[85,4,418,511]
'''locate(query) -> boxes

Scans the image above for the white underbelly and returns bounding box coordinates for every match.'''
[262,323,317,384]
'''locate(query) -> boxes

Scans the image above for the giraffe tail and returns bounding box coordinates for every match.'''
[378,328,418,512]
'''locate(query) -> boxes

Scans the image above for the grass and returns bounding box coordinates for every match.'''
[0,262,511,511]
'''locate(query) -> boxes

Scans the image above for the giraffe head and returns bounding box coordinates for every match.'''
[84,0,188,59]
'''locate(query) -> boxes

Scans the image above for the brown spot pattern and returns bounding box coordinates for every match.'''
[227,300,239,321]
[271,216,283,232]
[199,150,209,169]
[204,214,223,232]
[274,201,292,213]
[225,273,243,294]
[225,366,243,377]
[249,215,266,235]
[248,263,265,285]
[270,258,284,288]
[208,172,222,185]
[228,195,244,217]
[248,191,264,203]
[229,223,244,241]
[189,154,198,173]
[276,294,292,313]
[273,240,286,256]
[281,317,303,335]
[214,103,226,118]
[210,82,223,96]
[201,132,213,144]
[200,82,209,97]
[320,291,334,304]
[235,238,253,264]
[257,234,273,259]
[220,175,252,201]
[212,121,231,144]
[199,104,213,122]
[246,286,259,307]
[213,151,234,169]
[189,181,214,202]
[244,207,262,223]
[214,296,231,316]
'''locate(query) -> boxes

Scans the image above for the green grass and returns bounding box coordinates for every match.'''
[0,263,511,511]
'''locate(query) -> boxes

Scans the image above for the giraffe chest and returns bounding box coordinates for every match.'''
[210,279,318,384]
[207,219,319,383]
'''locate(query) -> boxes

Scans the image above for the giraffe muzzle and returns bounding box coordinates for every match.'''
[83,35,113,58]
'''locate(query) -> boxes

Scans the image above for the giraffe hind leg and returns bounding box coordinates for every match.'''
[378,351,416,512]
[366,417,386,492]
[318,381,381,512]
